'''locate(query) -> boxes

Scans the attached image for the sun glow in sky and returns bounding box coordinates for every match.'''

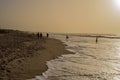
[113,0,120,8]
[0,0,120,33]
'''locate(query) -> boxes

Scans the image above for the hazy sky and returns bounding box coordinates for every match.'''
[0,0,120,33]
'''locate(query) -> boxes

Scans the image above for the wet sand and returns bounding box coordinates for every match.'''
[0,29,73,80]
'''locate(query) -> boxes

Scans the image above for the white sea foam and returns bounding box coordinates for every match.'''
[29,34,120,80]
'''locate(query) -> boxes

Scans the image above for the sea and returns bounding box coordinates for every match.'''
[28,34,120,80]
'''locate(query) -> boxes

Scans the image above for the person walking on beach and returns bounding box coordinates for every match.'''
[46,33,49,38]
[37,32,40,39]
[40,33,43,38]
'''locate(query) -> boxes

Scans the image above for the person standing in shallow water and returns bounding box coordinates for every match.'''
[96,36,98,43]
[66,35,69,39]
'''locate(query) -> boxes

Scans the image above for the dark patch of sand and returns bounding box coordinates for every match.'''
[0,29,73,80]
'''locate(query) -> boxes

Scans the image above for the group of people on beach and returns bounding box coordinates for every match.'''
[37,32,49,39]
[36,33,99,43]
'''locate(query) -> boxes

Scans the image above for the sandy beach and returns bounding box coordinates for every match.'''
[0,29,73,80]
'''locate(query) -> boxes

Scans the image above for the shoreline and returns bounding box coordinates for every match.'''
[0,30,74,80]
[24,38,74,80]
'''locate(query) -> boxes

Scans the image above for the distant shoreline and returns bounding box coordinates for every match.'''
[0,29,74,80]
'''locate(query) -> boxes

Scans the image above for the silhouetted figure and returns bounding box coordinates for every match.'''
[66,35,69,39]
[96,36,98,43]
[47,33,49,38]
[40,33,43,38]
[37,32,40,39]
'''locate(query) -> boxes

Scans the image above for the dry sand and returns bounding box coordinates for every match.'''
[0,29,73,80]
